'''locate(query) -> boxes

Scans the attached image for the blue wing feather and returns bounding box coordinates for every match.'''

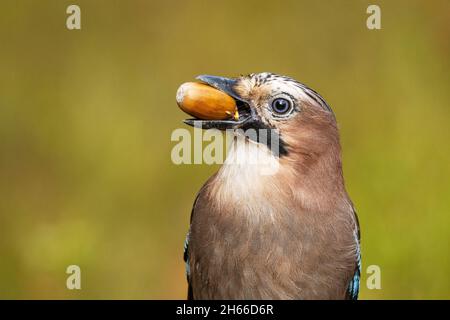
[347,224,361,300]
[183,230,190,279]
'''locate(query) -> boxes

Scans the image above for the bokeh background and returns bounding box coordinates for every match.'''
[1,0,449,299]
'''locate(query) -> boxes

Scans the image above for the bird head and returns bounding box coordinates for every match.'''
[184,72,339,161]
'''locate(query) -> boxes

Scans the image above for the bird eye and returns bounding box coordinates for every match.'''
[271,98,292,115]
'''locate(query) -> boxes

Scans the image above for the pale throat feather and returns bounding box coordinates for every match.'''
[209,136,283,221]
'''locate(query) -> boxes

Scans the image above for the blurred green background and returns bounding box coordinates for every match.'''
[0,0,449,299]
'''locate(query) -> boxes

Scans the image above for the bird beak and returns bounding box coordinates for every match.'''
[183,75,255,130]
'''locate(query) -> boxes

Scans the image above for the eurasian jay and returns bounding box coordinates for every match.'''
[182,73,360,300]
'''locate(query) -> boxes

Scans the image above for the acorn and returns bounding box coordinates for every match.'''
[176,82,239,120]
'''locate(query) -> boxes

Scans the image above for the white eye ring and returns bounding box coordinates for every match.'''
[270,97,294,117]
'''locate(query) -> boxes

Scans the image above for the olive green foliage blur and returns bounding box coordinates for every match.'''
[0,0,449,299]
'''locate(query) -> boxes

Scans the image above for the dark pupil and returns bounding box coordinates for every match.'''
[273,99,290,114]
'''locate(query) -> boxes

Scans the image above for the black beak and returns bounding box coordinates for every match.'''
[183,75,256,130]
[182,75,288,156]
[196,75,242,101]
